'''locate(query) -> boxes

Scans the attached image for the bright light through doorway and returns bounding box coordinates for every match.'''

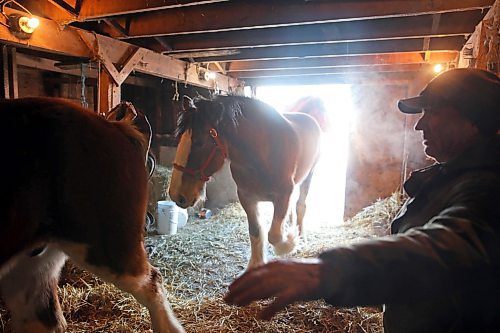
[256,84,353,227]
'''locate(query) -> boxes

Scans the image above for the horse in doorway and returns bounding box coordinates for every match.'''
[168,95,322,269]
[286,96,330,132]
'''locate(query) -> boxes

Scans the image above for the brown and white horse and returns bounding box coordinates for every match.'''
[0,97,184,333]
[169,95,321,269]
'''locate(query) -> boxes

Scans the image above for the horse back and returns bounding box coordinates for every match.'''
[0,97,148,269]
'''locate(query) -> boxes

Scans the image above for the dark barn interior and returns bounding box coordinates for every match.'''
[1,1,499,332]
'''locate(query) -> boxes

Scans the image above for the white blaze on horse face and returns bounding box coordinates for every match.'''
[169,130,193,197]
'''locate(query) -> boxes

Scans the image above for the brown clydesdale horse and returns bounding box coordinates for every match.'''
[0,97,184,333]
[286,96,330,132]
[168,95,321,269]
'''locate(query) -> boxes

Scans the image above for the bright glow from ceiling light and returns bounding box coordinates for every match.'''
[433,64,443,73]
[206,71,216,80]
[27,17,40,29]
[18,16,39,33]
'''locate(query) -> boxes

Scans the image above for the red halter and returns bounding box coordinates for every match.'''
[173,128,227,181]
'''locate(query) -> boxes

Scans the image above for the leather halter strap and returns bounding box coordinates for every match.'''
[173,128,227,181]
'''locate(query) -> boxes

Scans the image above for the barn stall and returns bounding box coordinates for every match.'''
[1,0,499,332]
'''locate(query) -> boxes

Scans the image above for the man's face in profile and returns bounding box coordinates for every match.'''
[414,105,479,162]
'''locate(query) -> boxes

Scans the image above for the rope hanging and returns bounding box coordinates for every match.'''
[80,63,88,108]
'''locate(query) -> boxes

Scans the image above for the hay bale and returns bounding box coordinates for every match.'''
[347,191,404,236]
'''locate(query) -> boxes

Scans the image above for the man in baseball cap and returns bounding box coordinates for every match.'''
[398,68,499,135]
[225,68,500,332]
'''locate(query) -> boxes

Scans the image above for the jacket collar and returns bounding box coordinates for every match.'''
[404,135,500,197]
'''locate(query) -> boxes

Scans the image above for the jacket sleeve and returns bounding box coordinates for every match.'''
[318,172,500,307]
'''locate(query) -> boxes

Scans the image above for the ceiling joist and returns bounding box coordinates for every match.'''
[93,0,493,38]
[225,52,459,72]
[160,11,480,54]
[6,0,496,86]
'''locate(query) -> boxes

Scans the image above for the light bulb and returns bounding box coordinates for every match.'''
[18,16,39,34]
[433,64,443,73]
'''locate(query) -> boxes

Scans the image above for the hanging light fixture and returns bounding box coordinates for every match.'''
[1,0,40,39]
[7,13,39,38]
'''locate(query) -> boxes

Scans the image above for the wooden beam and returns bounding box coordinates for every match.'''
[95,42,146,85]
[48,0,79,15]
[97,62,120,114]
[14,0,76,23]
[0,7,242,92]
[77,0,229,20]
[102,18,129,38]
[225,51,459,72]
[155,10,483,52]
[423,13,442,53]
[232,64,427,79]
[168,49,240,59]
[16,53,162,87]
[242,71,416,86]
[195,36,465,63]
[1,45,18,98]
[212,62,226,74]
[103,0,494,38]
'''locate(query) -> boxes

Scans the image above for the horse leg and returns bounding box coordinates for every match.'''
[296,170,315,237]
[0,246,67,333]
[238,191,266,269]
[268,185,298,256]
[60,243,185,333]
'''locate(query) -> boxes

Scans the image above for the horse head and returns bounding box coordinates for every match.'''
[169,95,230,208]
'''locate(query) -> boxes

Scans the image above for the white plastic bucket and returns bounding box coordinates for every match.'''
[157,201,179,235]
[178,208,188,228]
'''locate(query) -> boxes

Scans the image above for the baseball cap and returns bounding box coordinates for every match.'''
[398,68,500,134]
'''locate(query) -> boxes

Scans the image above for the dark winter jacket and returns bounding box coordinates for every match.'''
[319,136,500,333]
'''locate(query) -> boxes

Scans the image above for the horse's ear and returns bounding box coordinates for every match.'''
[182,95,194,111]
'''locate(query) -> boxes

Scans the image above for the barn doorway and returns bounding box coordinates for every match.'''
[256,84,353,227]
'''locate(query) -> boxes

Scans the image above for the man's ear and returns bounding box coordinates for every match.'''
[182,95,194,111]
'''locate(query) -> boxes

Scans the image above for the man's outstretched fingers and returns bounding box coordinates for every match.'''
[259,291,299,320]
[225,278,284,306]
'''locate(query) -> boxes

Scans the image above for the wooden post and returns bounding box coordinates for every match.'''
[1,45,18,99]
[97,61,121,115]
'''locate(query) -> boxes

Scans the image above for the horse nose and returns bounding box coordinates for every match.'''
[177,195,187,207]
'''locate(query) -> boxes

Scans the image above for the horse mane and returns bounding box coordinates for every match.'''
[175,95,247,139]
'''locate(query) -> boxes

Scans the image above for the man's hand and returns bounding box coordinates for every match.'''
[224,258,324,320]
